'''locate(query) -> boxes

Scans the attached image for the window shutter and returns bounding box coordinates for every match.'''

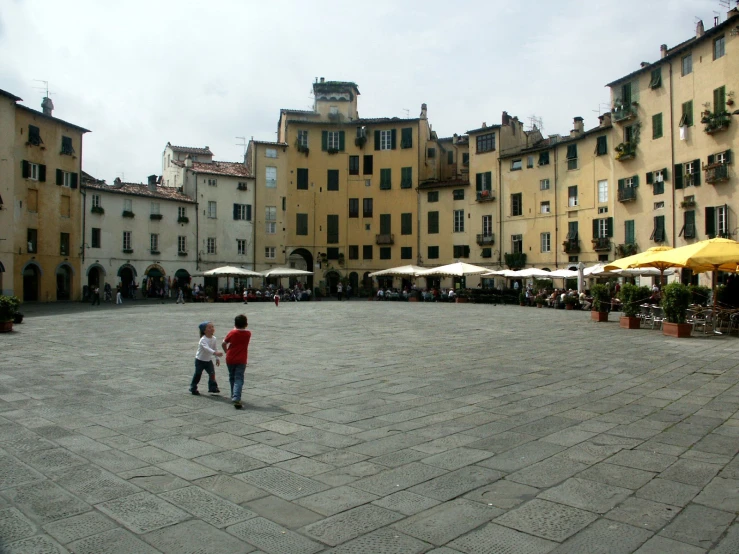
[705,207,716,237]
[464,245,470,257]
[708,154,715,165]
[618,178,625,190]
[70,173,78,189]
[693,159,701,185]
[39,164,46,182]
[374,130,380,150]
[390,129,397,149]
[592,219,598,239]
[725,150,732,164]
[485,172,492,188]
[21,160,29,179]
[674,164,683,189]
[233,204,239,220]
[607,217,614,237]
[646,172,653,185]
[56,169,63,186]
[662,168,669,181]
[476,173,482,192]
[633,175,639,187]
[339,131,345,151]
[321,131,328,151]
[246,204,252,221]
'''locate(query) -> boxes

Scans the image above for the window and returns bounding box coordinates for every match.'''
[400,167,412,189]
[568,186,578,207]
[379,214,391,235]
[538,151,550,166]
[296,213,308,235]
[178,236,187,253]
[27,189,38,212]
[649,67,662,89]
[567,221,578,241]
[380,247,391,260]
[237,239,247,255]
[265,148,277,158]
[453,245,470,258]
[453,210,464,233]
[124,199,132,212]
[593,217,613,239]
[598,180,608,203]
[427,147,436,159]
[621,82,633,105]
[527,156,534,168]
[427,191,439,203]
[178,206,186,219]
[23,161,42,181]
[462,153,469,165]
[654,201,665,210]
[682,54,692,76]
[680,210,696,239]
[349,156,359,175]
[511,159,522,171]
[265,206,276,234]
[363,155,373,175]
[150,202,160,215]
[150,234,159,252]
[652,113,663,139]
[566,144,578,170]
[90,228,101,248]
[323,130,344,151]
[714,35,725,60]
[92,194,101,208]
[380,168,392,190]
[233,203,251,221]
[297,130,308,148]
[356,126,367,139]
[27,229,37,253]
[61,136,74,155]
[401,127,413,148]
[596,136,608,156]
[681,160,701,187]
[60,233,69,256]
[297,168,308,190]
[327,169,339,191]
[327,214,339,243]
[706,205,729,238]
[265,166,277,188]
[428,246,439,259]
[511,193,522,216]
[712,150,732,165]
[348,245,359,260]
[401,213,412,235]
[482,215,492,236]
[476,172,492,194]
[28,125,42,146]
[651,215,665,242]
[122,231,132,251]
[401,247,412,260]
[541,232,551,253]
[428,211,439,234]
[349,198,359,218]
[379,130,394,150]
[206,237,217,254]
[625,220,635,244]
[61,171,76,188]
[476,133,495,153]
[265,247,276,259]
[598,206,608,214]
[540,201,550,214]
[448,151,454,164]
[714,86,726,113]
[453,189,465,200]
[362,198,373,218]
[207,178,217,187]
[206,201,217,219]
[679,100,693,127]
[540,178,550,191]
[648,168,667,195]
[363,245,373,259]
[512,234,523,254]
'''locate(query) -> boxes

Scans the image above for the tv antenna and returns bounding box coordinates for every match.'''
[527,115,543,132]
[33,79,51,98]
[592,102,612,116]
[403,108,410,118]
[235,137,247,156]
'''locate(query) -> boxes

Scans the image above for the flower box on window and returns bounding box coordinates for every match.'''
[327,147,339,155]
[122,249,133,254]
[150,214,163,221]
[177,216,189,223]
[122,210,134,218]
[355,136,366,148]
[177,251,188,256]
[91,206,104,214]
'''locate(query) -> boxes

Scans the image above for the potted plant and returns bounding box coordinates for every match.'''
[590,284,610,322]
[205,286,215,303]
[456,289,469,304]
[0,295,21,332]
[564,295,577,310]
[518,292,526,306]
[727,91,735,107]
[535,296,545,308]
[618,283,643,329]
[661,282,693,337]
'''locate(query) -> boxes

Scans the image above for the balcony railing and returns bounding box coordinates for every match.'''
[504,252,526,269]
[563,239,580,254]
[615,142,637,161]
[616,243,638,257]
[618,187,637,202]
[705,163,730,184]
[375,233,394,245]
[612,104,637,123]
[592,238,611,251]
[703,112,731,135]
[476,190,496,202]
[476,233,495,246]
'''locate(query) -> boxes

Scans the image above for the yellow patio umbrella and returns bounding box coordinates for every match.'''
[604,246,678,282]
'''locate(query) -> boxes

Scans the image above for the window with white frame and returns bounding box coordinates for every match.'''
[512,234,523,254]
[684,161,695,186]
[453,209,464,232]
[717,205,729,236]
[62,171,73,187]
[207,178,217,187]
[541,201,550,214]
[124,199,132,212]
[92,194,101,208]
[540,178,550,191]
[598,206,608,214]
[178,206,186,219]
[379,130,392,150]
[598,180,608,203]
[207,201,217,218]
[234,204,250,220]
[122,231,131,250]
[27,162,40,180]
[327,131,340,150]
[541,232,551,253]
[717,151,729,165]
[297,130,308,148]
[265,148,277,158]
[150,233,159,252]
[596,219,609,238]
[237,239,247,255]
[482,215,493,236]
[150,202,160,215]
[265,246,276,259]
[207,237,216,254]
[624,176,635,188]
[511,159,523,171]
[178,235,187,253]
[265,166,277,188]
[265,206,277,234]
[568,186,578,207]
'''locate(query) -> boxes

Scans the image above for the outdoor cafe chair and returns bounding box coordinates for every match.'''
[692,309,715,335]
[727,312,739,336]
[650,306,664,330]
[639,304,652,325]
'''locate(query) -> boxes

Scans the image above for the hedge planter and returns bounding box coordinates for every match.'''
[0,321,12,333]
[565,304,574,310]
[619,316,641,329]
[456,297,469,303]
[591,311,609,322]
[663,322,692,338]
[408,297,419,302]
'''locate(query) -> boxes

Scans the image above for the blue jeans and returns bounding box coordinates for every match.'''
[191,359,218,392]
[228,363,246,401]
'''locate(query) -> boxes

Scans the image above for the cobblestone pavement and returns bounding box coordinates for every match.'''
[2,300,739,553]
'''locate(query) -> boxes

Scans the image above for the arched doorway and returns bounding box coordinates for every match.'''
[289,248,314,291]
[349,272,358,297]
[22,262,41,302]
[56,263,73,300]
[118,264,137,299]
[362,272,372,290]
[324,270,341,296]
[174,269,190,290]
[145,264,165,298]
[86,263,105,295]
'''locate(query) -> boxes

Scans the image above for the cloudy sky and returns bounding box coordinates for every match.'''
[0,0,728,182]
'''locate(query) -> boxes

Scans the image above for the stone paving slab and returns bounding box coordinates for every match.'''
[4,301,739,552]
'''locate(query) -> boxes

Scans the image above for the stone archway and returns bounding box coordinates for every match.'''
[55,263,74,301]
[118,264,137,298]
[86,263,106,291]
[21,261,42,302]
[289,248,314,291]
[324,270,341,296]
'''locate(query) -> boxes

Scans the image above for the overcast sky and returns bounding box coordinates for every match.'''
[0,0,729,182]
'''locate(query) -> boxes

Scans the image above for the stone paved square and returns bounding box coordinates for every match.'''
[3,301,739,552]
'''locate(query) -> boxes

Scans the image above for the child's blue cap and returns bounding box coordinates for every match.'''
[198,321,209,334]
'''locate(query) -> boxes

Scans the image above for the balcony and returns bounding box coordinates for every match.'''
[562,239,580,254]
[91,206,104,214]
[703,112,731,135]
[476,190,496,202]
[616,243,638,257]
[504,252,526,269]
[705,163,729,184]
[618,187,637,202]
[237,183,248,191]
[615,142,636,161]
[476,233,495,246]
[612,103,638,123]
[592,238,611,252]
[375,233,394,245]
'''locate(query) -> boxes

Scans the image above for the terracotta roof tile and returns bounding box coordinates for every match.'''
[81,178,196,203]
[172,160,252,177]
[167,143,214,156]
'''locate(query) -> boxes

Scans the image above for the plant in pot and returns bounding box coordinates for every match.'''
[618,283,643,329]
[535,296,545,308]
[661,282,693,337]
[564,295,577,310]
[518,292,526,306]
[0,295,21,332]
[590,284,610,322]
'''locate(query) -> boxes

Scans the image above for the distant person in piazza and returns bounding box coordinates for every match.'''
[274,292,280,307]
[189,321,222,395]
[222,314,252,409]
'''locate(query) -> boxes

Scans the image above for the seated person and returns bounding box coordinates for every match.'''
[579,291,592,310]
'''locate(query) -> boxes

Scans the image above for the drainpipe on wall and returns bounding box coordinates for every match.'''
[497,154,503,268]
[553,147,559,268]
[252,150,257,272]
[194,170,199,271]
[668,61,677,247]
[417,123,421,266]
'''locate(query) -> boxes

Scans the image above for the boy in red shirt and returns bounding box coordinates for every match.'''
[221,314,252,409]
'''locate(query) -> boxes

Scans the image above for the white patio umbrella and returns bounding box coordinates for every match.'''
[416,261,491,277]
[483,269,518,277]
[260,267,314,278]
[368,265,424,278]
[201,266,262,277]
[513,268,553,278]
[547,269,578,278]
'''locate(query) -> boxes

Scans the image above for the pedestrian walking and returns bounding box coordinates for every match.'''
[190,321,222,395]
[337,283,343,301]
[116,286,123,305]
[91,285,100,306]
[176,288,185,304]
[222,314,251,409]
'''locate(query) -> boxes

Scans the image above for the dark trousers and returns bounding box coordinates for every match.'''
[190,359,218,392]
[91,294,100,306]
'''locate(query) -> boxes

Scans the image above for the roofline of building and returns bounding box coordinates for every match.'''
[466,125,502,135]
[15,104,90,133]
[497,123,613,158]
[0,88,22,102]
[81,182,197,203]
[285,117,421,126]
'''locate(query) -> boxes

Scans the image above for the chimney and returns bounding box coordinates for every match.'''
[320,77,325,83]
[113,177,123,189]
[184,154,193,168]
[147,175,157,191]
[501,111,510,126]
[41,97,54,116]
[452,133,458,145]
[481,121,487,128]
[572,116,584,136]
[696,19,704,37]
[599,112,612,127]
[660,44,668,58]
[420,103,427,119]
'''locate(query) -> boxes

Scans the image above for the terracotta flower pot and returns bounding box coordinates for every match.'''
[408,297,419,302]
[456,297,468,304]
[565,304,574,310]
[663,322,692,338]
[0,321,13,333]
[591,311,608,322]
[619,316,641,329]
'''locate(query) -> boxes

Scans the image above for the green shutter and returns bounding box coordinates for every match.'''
[674,164,683,189]
[693,159,701,185]
[56,169,63,186]
[607,217,613,237]
[401,213,412,235]
[339,131,345,151]
[390,129,397,150]
[327,214,339,243]
[622,82,632,105]
[39,164,46,182]
[708,154,715,165]
[401,127,412,148]
[485,172,492,189]
[21,160,29,179]
[475,173,482,192]
[374,130,380,150]
[428,211,439,234]
[725,150,732,164]
[646,172,653,185]
[618,178,625,190]
[714,86,726,112]
[625,220,635,244]
[633,175,639,187]
[297,168,308,189]
[70,173,78,189]
[705,207,716,237]
[662,167,669,181]
[592,219,598,239]
[321,131,328,151]
[233,204,239,220]
[380,214,391,234]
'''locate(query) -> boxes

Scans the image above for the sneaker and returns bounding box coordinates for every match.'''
[209,388,220,394]
[190,389,200,395]
[233,400,243,409]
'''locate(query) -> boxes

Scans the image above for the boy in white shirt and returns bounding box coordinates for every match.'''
[190,321,223,395]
